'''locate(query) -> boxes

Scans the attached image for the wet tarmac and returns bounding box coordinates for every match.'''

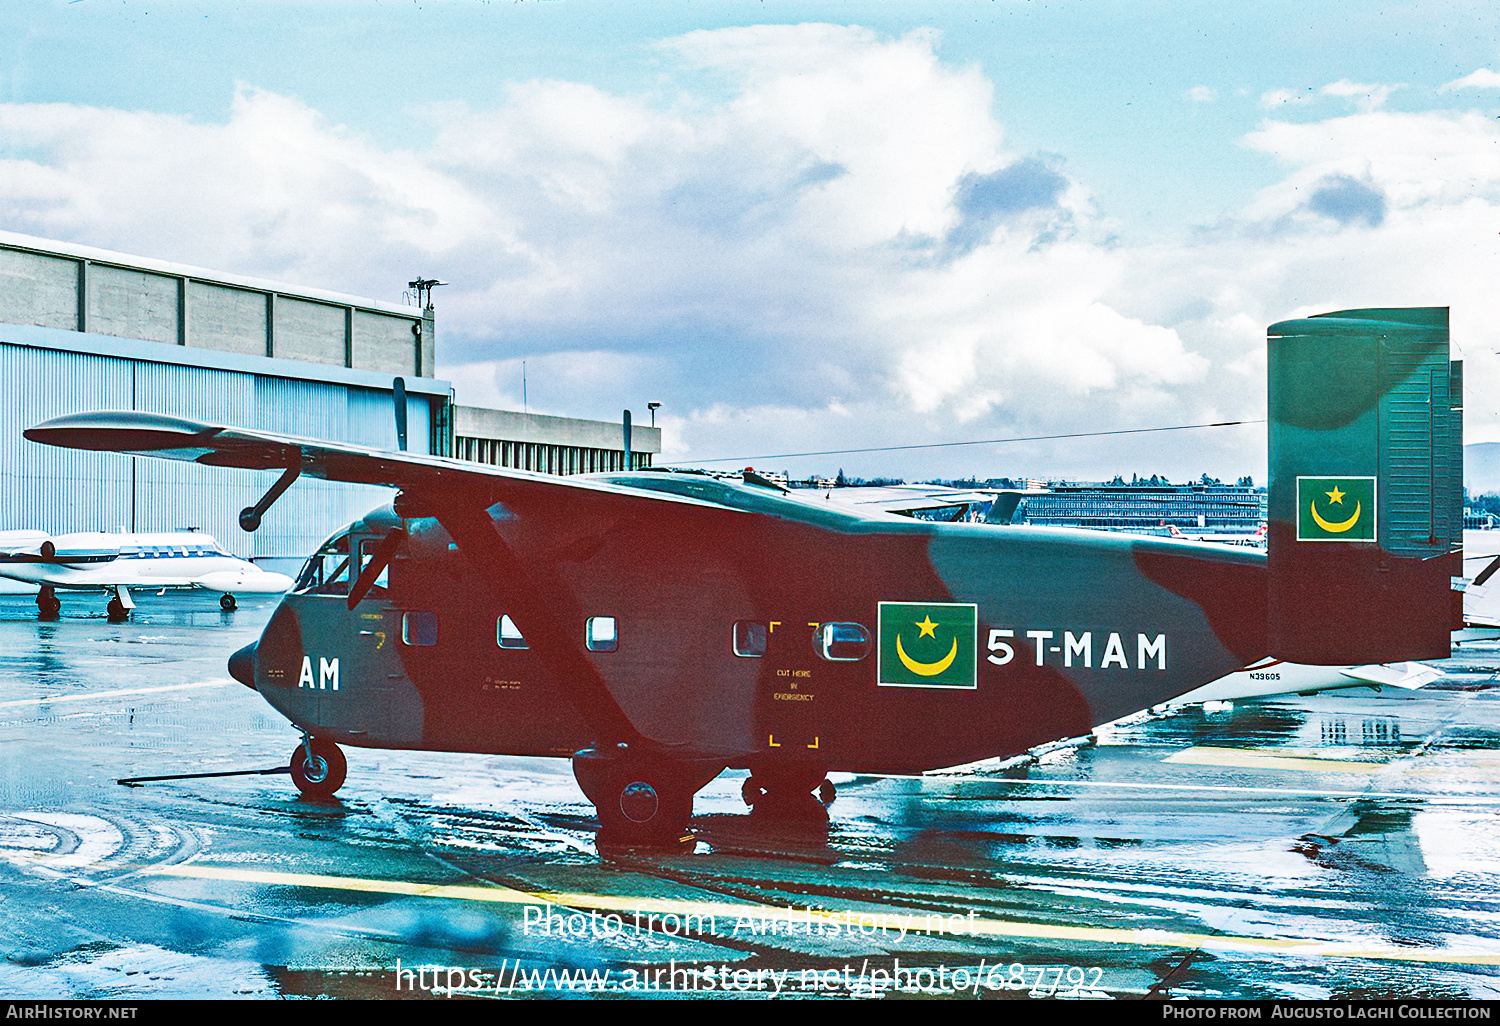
[2,593,1500,1000]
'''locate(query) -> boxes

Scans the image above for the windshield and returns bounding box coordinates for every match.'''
[295,530,353,594]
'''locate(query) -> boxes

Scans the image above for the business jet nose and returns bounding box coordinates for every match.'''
[229,643,257,689]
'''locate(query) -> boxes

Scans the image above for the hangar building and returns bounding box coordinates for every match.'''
[0,230,659,579]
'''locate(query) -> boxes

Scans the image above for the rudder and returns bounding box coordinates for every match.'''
[1267,307,1462,663]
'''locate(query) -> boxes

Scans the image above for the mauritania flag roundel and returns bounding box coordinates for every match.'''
[878,602,978,689]
[1297,476,1377,542]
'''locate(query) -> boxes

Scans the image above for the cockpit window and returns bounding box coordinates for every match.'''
[295,531,353,594]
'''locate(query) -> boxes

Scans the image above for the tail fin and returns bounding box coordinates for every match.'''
[1267,307,1462,663]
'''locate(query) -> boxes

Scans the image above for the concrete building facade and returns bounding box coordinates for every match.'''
[454,406,659,474]
[0,231,434,376]
[0,231,662,585]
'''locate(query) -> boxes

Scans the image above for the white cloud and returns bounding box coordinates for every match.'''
[1320,79,1403,112]
[1187,85,1217,103]
[5,25,1500,480]
[1439,68,1500,92]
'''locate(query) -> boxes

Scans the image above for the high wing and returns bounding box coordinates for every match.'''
[25,410,753,756]
[24,411,741,520]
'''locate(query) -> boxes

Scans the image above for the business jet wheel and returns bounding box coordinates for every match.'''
[106,597,129,623]
[220,593,237,612]
[290,738,346,800]
[36,587,60,621]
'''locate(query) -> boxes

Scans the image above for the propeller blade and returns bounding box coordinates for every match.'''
[347,528,407,610]
[394,376,408,452]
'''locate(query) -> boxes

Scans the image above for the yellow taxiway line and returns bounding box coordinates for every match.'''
[1164,746,1388,774]
[152,864,1500,966]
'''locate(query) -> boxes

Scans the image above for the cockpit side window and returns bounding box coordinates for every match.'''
[355,537,390,596]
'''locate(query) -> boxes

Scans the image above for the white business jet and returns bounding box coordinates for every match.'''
[0,530,294,621]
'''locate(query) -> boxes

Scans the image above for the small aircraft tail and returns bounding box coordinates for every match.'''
[1266,308,1462,664]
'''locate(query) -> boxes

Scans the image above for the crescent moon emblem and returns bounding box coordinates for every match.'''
[1310,499,1362,534]
[896,634,959,676]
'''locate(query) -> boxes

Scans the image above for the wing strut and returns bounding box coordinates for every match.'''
[239,462,301,532]
[432,500,644,749]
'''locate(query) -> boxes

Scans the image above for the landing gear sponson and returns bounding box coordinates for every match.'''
[572,748,725,848]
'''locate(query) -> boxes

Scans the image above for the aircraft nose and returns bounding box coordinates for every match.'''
[228,642,257,689]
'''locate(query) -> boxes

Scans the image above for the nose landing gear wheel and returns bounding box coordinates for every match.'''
[289,738,346,800]
[106,597,129,623]
[220,593,237,612]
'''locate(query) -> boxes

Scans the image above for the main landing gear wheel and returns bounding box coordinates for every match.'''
[290,737,346,800]
[741,768,834,824]
[106,597,129,623]
[219,593,237,612]
[36,587,60,621]
[572,748,722,851]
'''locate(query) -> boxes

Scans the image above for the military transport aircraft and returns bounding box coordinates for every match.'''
[0,529,294,621]
[24,308,1463,846]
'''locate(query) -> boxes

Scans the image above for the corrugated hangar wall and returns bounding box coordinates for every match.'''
[0,334,437,572]
[0,231,449,576]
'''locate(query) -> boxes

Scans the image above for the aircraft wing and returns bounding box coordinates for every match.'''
[0,531,50,557]
[24,411,741,517]
[1336,662,1444,691]
[27,411,753,755]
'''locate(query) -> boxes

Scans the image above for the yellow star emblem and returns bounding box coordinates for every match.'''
[915,616,938,638]
[1325,486,1345,504]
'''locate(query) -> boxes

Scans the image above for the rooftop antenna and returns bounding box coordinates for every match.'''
[407,277,447,310]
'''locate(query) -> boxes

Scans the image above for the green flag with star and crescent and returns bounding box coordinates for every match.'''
[1297,476,1377,542]
[878,602,978,689]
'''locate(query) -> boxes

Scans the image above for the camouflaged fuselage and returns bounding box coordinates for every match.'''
[251,486,1266,776]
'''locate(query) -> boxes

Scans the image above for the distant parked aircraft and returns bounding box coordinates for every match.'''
[1166,522,1268,547]
[0,530,293,621]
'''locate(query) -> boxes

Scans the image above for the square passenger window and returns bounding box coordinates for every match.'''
[733,621,768,658]
[586,616,618,652]
[497,614,528,650]
[402,610,438,647]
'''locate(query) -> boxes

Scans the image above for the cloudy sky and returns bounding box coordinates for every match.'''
[3,1,1498,483]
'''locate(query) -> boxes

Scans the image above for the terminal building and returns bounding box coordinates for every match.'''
[0,230,659,578]
[1015,481,1267,533]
